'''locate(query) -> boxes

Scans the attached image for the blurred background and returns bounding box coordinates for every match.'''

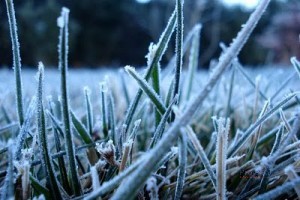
[0,0,299,68]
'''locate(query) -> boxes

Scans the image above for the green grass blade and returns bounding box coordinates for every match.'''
[58,7,82,196]
[125,66,166,115]
[84,87,93,137]
[172,0,184,116]
[163,23,201,78]
[36,62,63,200]
[149,96,178,149]
[46,111,64,138]
[5,0,24,125]
[123,9,176,131]
[70,111,93,144]
[30,175,51,199]
[151,63,161,126]
[100,81,109,138]
[174,132,187,200]
[108,92,116,142]
[185,24,201,101]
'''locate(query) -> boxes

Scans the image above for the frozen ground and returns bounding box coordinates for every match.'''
[0,66,298,118]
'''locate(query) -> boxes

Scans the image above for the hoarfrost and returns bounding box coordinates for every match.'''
[57,16,64,28]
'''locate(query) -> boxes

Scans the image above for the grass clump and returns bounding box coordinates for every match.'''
[1,0,300,199]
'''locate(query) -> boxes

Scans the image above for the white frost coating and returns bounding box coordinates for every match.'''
[32,194,46,200]
[171,146,179,155]
[258,100,270,118]
[146,43,158,67]
[260,156,269,166]
[57,8,69,28]
[62,7,70,14]
[96,140,118,166]
[146,177,159,200]
[124,138,133,148]
[146,177,157,191]
[134,119,141,127]
[284,165,294,174]
[35,62,44,81]
[255,75,261,84]
[57,16,64,28]
[216,117,230,200]
[91,166,100,191]
[291,57,300,79]
[83,86,91,95]
[124,65,134,72]
[95,159,106,169]
[284,165,300,197]
[125,64,166,114]
[57,95,62,103]
[13,147,32,200]
[99,81,108,93]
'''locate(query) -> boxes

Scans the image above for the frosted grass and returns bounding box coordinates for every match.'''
[2,0,300,199]
[58,7,82,196]
[5,0,24,125]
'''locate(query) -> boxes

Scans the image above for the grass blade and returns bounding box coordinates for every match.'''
[58,7,82,196]
[185,24,201,101]
[125,66,166,115]
[100,81,108,138]
[291,57,300,79]
[149,96,178,149]
[14,97,36,160]
[107,91,116,142]
[5,0,24,125]
[234,61,268,101]
[185,126,217,188]
[119,69,131,107]
[152,66,161,126]
[284,165,300,197]
[172,0,184,119]
[174,132,187,200]
[0,140,14,200]
[30,175,51,199]
[163,23,201,78]
[123,10,176,131]
[36,62,63,200]
[84,87,93,137]
[254,178,300,200]
[70,111,93,144]
[216,118,230,200]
